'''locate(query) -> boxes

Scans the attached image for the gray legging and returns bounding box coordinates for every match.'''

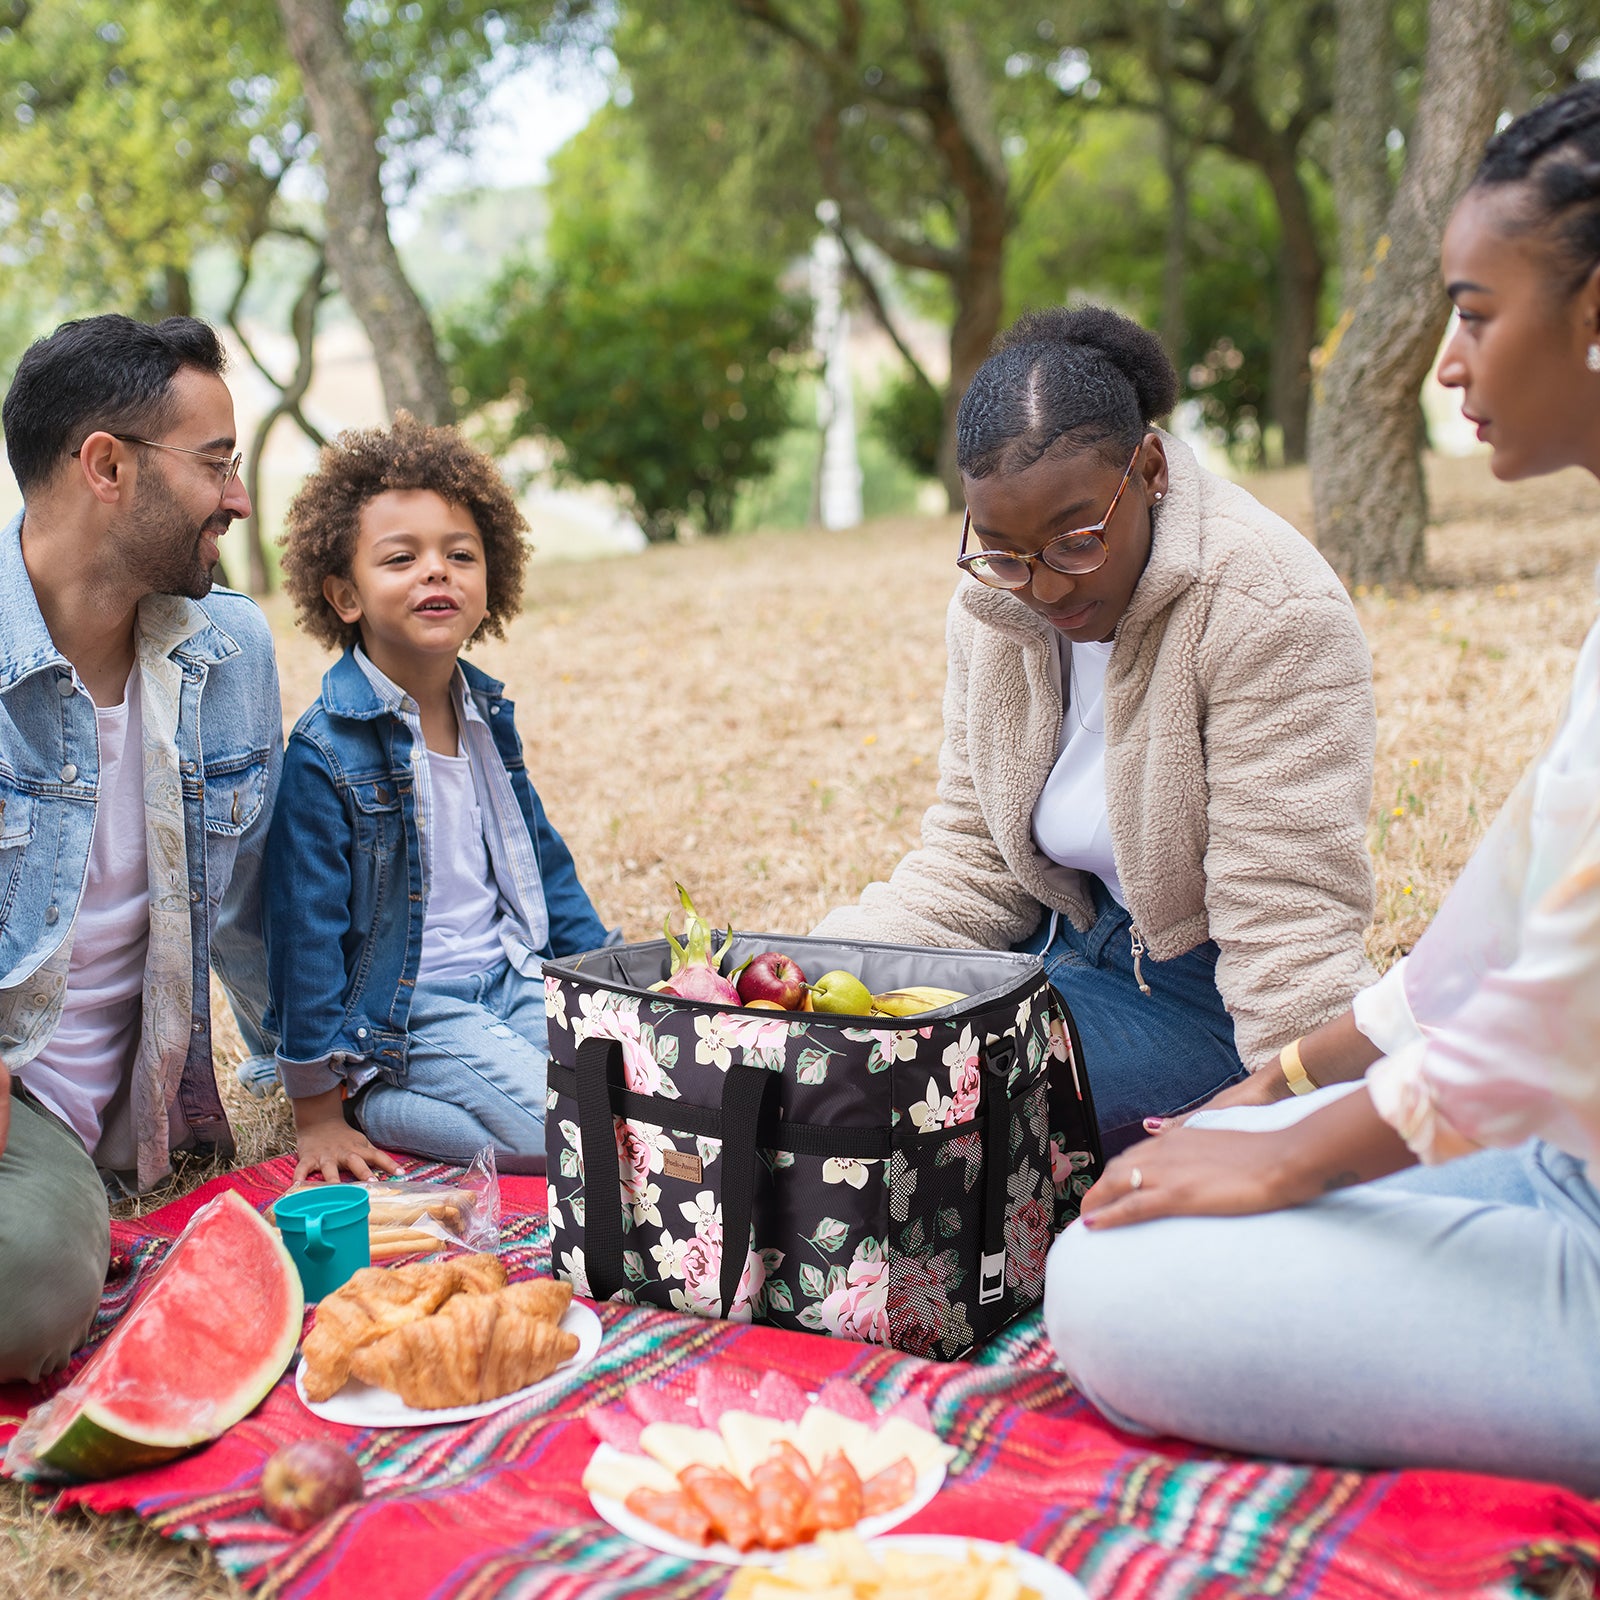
[1045,1086,1600,1495]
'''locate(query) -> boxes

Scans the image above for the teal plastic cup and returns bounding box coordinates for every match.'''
[274,1185,371,1301]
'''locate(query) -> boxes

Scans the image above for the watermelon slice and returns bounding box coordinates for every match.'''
[33,1191,303,1479]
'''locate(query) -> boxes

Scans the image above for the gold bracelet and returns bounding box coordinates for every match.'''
[1279,1037,1318,1096]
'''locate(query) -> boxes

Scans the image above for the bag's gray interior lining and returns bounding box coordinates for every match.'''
[550,933,1043,1017]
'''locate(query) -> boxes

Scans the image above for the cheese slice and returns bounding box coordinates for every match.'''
[638,1421,732,1476]
[849,1416,954,1481]
[794,1406,875,1476]
[718,1409,795,1486]
[581,1449,678,1503]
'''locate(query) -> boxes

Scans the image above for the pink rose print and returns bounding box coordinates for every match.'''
[1004,1196,1053,1300]
[615,1120,662,1194]
[946,1060,981,1127]
[818,1255,889,1343]
[886,1256,955,1351]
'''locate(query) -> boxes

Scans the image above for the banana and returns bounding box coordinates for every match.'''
[869,985,968,1017]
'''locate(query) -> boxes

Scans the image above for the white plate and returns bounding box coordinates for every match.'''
[866,1535,1089,1600]
[295,1301,602,1427]
[588,1441,946,1566]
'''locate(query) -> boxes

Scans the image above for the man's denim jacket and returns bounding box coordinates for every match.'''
[263,650,609,1098]
[0,512,281,1191]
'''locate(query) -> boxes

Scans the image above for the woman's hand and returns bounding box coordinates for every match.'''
[291,1089,402,1185]
[1143,1010,1385,1135]
[1142,1066,1286,1134]
[1081,1084,1417,1230]
[1081,1125,1314,1229]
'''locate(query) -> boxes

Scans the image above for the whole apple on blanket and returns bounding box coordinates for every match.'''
[737,951,809,1010]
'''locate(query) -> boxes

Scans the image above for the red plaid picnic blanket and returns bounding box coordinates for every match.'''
[3,1158,1596,1600]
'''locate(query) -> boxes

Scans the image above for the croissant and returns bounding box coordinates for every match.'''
[348,1284,580,1408]
[301,1253,507,1402]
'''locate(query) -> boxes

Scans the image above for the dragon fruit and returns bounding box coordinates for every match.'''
[660,883,742,1004]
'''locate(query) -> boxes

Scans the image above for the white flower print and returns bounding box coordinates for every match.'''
[628,1180,664,1230]
[692,1011,790,1071]
[909,1075,955,1134]
[559,1247,590,1297]
[843,1027,922,1074]
[544,975,568,1028]
[822,1157,874,1189]
[649,1230,683,1279]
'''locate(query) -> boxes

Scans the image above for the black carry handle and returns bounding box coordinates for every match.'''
[977,1034,1017,1307]
[572,1035,779,1316]
[574,1035,629,1302]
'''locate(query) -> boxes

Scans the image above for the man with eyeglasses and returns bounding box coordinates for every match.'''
[0,314,281,1383]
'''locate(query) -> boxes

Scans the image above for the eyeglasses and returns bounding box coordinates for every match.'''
[74,433,243,493]
[956,444,1142,589]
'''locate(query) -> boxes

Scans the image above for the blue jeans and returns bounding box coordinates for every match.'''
[1016,882,1245,1154]
[1045,1088,1600,1493]
[353,960,549,1175]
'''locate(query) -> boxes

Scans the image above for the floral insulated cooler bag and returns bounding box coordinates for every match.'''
[542,934,1102,1360]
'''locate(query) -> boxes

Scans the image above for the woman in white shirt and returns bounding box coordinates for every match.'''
[1045,82,1600,1496]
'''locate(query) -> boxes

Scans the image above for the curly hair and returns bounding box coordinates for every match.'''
[956,304,1178,480]
[281,412,529,652]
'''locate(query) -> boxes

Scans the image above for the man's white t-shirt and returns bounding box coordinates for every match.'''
[18,672,150,1152]
[417,746,509,982]
[1030,637,1127,906]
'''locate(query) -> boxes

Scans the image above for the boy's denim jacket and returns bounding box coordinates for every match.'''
[264,650,609,1098]
[0,513,280,1191]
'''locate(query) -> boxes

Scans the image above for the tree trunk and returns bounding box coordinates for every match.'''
[938,209,1006,509]
[1261,148,1323,464]
[1330,0,1396,296]
[1154,4,1188,374]
[239,249,329,594]
[274,0,455,425]
[1309,0,1509,587]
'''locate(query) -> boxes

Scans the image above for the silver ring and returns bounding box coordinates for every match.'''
[1128,1166,1144,1192]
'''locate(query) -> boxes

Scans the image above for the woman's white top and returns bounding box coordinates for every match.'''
[1030,637,1127,906]
[1359,607,1600,1167]
[18,671,148,1153]
[417,747,509,983]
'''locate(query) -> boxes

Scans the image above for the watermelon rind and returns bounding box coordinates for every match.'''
[34,1191,304,1479]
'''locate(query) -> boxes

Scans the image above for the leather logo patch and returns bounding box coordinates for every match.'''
[662,1150,703,1183]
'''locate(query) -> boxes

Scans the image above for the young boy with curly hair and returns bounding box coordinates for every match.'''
[259,414,611,1182]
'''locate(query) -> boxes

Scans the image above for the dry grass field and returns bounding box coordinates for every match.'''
[4,450,1599,1599]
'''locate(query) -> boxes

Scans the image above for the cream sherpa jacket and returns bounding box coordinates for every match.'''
[815,432,1378,1070]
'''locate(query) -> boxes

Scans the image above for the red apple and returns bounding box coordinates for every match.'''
[737,950,809,1010]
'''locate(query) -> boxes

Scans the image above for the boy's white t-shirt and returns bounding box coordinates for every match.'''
[417,746,510,982]
[1030,637,1127,907]
[18,673,150,1153]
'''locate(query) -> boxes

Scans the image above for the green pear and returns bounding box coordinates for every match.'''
[809,970,873,1015]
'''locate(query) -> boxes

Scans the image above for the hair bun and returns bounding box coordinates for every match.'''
[995,305,1178,422]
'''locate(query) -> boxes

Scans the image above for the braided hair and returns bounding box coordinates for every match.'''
[1473,81,1600,288]
[955,305,1178,480]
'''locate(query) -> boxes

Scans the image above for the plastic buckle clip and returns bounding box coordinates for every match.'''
[979,1249,1007,1305]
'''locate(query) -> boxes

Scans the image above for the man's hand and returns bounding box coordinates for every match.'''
[291,1088,402,1185]
[0,1060,10,1160]
[1080,1085,1416,1231]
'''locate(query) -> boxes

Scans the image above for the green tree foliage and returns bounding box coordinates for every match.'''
[0,0,301,317]
[449,111,811,541]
